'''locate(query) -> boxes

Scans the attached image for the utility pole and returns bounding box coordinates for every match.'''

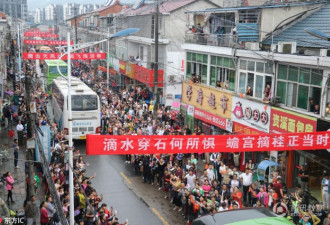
[153,0,159,121]
[106,27,110,91]
[17,24,22,88]
[25,72,35,200]
[74,16,78,44]
[67,32,74,225]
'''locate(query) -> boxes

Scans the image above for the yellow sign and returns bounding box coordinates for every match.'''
[126,63,135,79]
[182,82,232,119]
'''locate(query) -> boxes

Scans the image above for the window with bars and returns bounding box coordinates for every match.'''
[210,55,236,91]
[186,52,208,84]
[276,64,323,112]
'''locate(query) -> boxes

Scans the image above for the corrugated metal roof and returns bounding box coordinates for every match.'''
[118,0,197,16]
[263,3,330,48]
[186,1,327,13]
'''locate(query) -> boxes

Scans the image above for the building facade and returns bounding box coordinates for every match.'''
[182,1,330,191]
[0,0,28,20]
[35,8,45,24]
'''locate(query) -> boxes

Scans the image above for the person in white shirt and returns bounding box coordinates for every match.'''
[136,56,142,66]
[321,174,329,210]
[185,170,196,191]
[16,120,24,146]
[206,164,215,183]
[239,168,253,204]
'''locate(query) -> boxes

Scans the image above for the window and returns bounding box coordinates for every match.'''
[71,95,98,111]
[276,64,323,112]
[209,55,235,91]
[238,60,273,100]
[186,52,208,84]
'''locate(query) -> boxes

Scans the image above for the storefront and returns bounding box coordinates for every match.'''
[270,107,317,188]
[230,98,272,171]
[181,81,233,133]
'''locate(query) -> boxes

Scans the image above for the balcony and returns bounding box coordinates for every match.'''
[184,33,237,47]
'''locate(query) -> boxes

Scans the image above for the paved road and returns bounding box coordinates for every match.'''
[76,141,163,225]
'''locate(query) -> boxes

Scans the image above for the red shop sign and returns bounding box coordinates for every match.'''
[24,40,73,45]
[233,122,263,135]
[23,52,106,60]
[86,131,330,155]
[194,107,226,130]
[271,107,317,133]
[134,65,164,87]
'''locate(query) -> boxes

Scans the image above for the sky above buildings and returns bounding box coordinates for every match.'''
[28,0,107,10]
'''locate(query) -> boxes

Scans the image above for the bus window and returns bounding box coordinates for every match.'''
[71,95,98,111]
[49,66,68,74]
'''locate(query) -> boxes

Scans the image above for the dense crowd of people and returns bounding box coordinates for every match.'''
[91,68,330,225]
[2,57,330,225]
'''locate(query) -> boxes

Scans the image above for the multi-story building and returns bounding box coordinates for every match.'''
[181,1,330,192]
[45,4,63,25]
[35,8,45,24]
[79,4,101,15]
[0,0,28,20]
[63,3,80,21]
[112,0,219,107]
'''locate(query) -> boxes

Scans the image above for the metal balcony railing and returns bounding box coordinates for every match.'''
[185,33,237,47]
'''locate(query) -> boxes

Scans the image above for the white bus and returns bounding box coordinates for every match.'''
[51,77,101,140]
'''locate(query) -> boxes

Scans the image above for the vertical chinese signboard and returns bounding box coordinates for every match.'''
[119,61,126,74]
[270,107,317,133]
[35,125,51,162]
[125,63,135,79]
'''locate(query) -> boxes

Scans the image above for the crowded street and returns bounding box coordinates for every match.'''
[1,0,330,225]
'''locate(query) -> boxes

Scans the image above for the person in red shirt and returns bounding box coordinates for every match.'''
[40,201,49,225]
[272,178,284,199]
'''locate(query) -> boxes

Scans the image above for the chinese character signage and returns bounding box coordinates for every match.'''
[271,107,316,133]
[233,122,263,135]
[231,97,271,133]
[86,131,330,155]
[23,53,106,60]
[125,63,135,79]
[194,107,231,131]
[182,82,232,119]
[24,40,73,45]
[134,65,164,87]
[24,32,59,38]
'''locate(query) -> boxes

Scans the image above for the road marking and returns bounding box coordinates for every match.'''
[151,208,170,225]
[120,172,132,185]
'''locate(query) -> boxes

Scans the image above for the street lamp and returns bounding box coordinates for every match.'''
[56,27,139,225]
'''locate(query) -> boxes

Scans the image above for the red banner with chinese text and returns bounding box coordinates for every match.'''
[86,131,330,155]
[23,52,106,60]
[24,40,73,45]
[24,32,59,38]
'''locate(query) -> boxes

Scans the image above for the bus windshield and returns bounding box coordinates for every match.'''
[49,66,68,74]
[71,95,98,111]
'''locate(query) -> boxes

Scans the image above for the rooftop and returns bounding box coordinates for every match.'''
[263,3,330,48]
[185,0,327,13]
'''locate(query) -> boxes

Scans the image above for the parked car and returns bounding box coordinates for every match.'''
[192,208,293,225]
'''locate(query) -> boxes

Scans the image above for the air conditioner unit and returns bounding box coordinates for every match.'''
[245,42,260,51]
[270,44,277,52]
[320,49,330,57]
[278,42,296,54]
